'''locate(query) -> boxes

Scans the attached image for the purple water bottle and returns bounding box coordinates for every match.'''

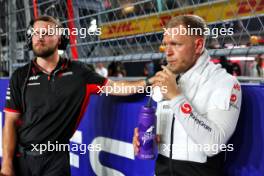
[137,103,156,160]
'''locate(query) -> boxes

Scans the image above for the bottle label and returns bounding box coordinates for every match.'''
[141,125,155,145]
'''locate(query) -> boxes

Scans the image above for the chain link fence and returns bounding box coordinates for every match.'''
[0,0,264,77]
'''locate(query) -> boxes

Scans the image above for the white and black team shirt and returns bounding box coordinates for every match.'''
[156,50,242,163]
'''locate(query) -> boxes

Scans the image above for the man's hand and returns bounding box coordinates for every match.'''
[133,128,140,155]
[133,128,161,155]
[152,65,181,100]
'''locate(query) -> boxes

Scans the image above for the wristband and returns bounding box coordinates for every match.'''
[145,77,151,86]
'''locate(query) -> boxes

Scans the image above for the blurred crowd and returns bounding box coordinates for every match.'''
[92,53,264,79]
[1,55,263,78]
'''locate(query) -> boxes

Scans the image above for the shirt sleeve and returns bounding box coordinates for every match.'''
[169,82,242,157]
[4,70,22,114]
[82,64,108,94]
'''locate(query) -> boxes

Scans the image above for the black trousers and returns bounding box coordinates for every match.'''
[155,154,224,176]
[14,151,71,176]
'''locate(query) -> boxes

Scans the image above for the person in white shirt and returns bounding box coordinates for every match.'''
[95,62,108,77]
[250,54,264,77]
[133,15,242,176]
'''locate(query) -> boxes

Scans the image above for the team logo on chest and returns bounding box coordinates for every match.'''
[29,75,40,81]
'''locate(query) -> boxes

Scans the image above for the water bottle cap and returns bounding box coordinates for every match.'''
[152,86,163,102]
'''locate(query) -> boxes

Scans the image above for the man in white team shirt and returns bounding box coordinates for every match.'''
[133,15,242,176]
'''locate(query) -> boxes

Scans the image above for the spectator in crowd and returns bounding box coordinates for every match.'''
[251,54,264,77]
[108,61,126,77]
[95,62,108,77]
[232,62,241,76]
[219,56,233,74]
[219,56,241,76]
[143,61,155,77]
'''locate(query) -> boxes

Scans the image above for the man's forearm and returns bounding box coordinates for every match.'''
[1,114,18,175]
[2,124,17,163]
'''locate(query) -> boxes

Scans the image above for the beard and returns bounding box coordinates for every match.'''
[33,44,57,58]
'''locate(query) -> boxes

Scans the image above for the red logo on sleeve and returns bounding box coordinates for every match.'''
[230,94,237,102]
[233,83,241,91]
[180,103,192,114]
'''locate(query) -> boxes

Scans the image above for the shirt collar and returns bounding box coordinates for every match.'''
[179,49,210,85]
[31,57,69,75]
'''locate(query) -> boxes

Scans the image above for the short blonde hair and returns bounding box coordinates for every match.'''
[166,15,207,39]
[33,15,62,28]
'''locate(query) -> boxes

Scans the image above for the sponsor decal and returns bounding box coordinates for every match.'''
[180,102,192,114]
[162,105,170,109]
[230,94,237,102]
[142,126,155,145]
[27,83,40,86]
[62,71,73,77]
[100,0,264,39]
[180,102,211,132]
[233,83,241,91]
[189,113,212,132]
[230,93,239,110]
[29,75,40,81]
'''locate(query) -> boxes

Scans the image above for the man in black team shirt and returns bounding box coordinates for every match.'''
[1,16,153,176]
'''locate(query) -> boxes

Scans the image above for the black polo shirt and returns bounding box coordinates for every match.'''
[5,58,107,148]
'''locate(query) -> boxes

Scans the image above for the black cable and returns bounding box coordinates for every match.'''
[146,95,152,107]
[169,114,175,176]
